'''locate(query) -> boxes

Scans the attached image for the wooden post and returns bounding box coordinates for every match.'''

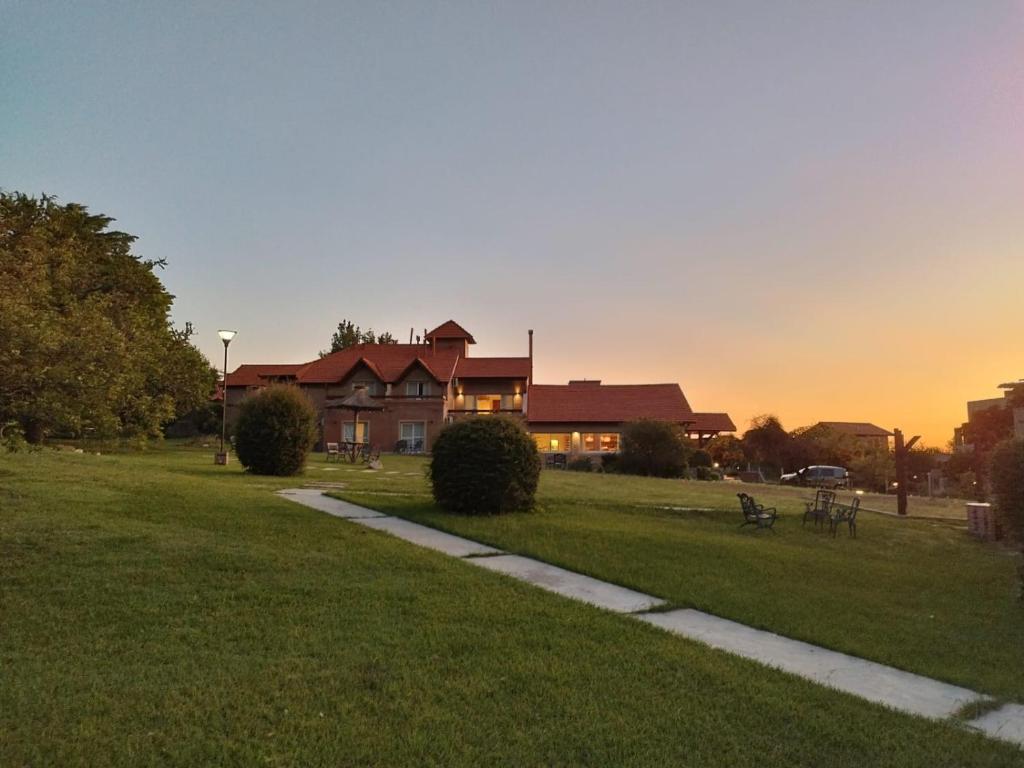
[893,428,920,516]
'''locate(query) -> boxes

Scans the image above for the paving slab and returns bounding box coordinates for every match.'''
[637,609,984,719]
[467,554,666,613]
[969,703,1024,747]
[277,489,385,519]
[354,516,502,557]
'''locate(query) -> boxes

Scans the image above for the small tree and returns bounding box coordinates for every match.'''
[429,416,541,514]
[990,439,1024,599]
[234,385,318,476]
[619,419,689,478]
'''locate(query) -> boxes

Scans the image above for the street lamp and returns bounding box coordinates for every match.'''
[215,329,237,465]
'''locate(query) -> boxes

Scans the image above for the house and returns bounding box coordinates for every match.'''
[953,379,1024,450]
[809,421,893,453]
[224,320,734,455]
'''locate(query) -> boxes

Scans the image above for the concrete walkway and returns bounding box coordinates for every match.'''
[277,489,1022,747]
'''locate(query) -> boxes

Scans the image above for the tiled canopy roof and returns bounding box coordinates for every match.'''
[225,364,303,387]
[455,357,531,379]
[295,345,460,384]
[816,421,893,438]
[425,320,476,343]
[528,382,694,424]
[686,412,737,433]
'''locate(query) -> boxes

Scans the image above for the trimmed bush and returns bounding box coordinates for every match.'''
[234,385,318,476]
[429,416,541,514]
[567,456,594,472]
[618,419,689,478]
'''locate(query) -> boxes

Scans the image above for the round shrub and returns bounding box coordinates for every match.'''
[429,416,541,514]
[234,385,318,476]
[618,419,689,478]
[567,456,594,472]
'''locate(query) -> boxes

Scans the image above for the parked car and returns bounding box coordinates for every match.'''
[780,465,850,489]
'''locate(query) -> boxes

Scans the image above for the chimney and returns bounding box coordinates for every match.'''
[528,329,534,386]
[409,327,414,344]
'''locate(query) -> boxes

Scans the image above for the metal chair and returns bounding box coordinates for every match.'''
[830,497,860,538]
[325,442,340,462]
[737,493,777,531]
[803,489,836,529]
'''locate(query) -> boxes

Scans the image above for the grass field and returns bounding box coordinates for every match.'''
[2,445,1021,766]
[325,455,1024,702]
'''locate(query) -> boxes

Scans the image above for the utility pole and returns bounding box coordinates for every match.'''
[893,428,920,516]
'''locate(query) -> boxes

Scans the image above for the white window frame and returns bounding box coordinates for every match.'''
[399,421,426,453]
[342,422,370,444]
[406,381,431,397]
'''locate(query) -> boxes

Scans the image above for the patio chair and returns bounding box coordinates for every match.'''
[830,497,860,538]
[552,453,567,470]
[325,442,340,462]
[394,439,408,454]
[802,489,836,529]
[737,493,777,531]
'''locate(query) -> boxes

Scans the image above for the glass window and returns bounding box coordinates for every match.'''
[500,394,516,411]
[582,433,620,452]
[406,381,431,397]
[353,380,379,395]
[478,395,501,412]
[533,433,571,453]
[462,394,476,411]
[399,422,426,453]
[341,422,370,443]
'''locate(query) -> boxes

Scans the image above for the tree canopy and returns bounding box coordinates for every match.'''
[0,192,216,442]
[321,319,398,356]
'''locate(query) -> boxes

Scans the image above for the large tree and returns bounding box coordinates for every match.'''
[0,192,217,442]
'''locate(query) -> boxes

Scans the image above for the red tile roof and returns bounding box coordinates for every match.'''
[295,344,461,384]
[456,357,531,379]
[686,412,737,433]
[528,383,695,424]
[816,421,893,438]
[425,320,476,343]
[226,364,303,387]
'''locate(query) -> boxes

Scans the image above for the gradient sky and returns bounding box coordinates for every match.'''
[3,1,1022,446]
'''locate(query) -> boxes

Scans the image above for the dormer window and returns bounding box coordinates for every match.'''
[406,381,431,397]
[353,381,380,396]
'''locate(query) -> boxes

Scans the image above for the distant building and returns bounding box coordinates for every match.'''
[953,379,1024,450]
[808,421,893,453]
[223,320,735,455]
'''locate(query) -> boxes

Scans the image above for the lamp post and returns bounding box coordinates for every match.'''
[215,329,237,465]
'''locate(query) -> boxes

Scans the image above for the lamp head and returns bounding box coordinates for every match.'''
[218,329,237,345]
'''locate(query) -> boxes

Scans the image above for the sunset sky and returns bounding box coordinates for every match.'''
[3,2,1022,446]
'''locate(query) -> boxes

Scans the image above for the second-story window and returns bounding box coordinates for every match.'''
[406,381,431,397]
[353,381,379,396]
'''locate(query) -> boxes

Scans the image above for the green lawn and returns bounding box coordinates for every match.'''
[1,447,1020,766]
[325,455,1024,702]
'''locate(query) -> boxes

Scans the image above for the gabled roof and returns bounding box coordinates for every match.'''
[425,320,476,344]
[528,382,694,424]
[294,344,461,385]
[226,364,304,387]
[687,413,737,433]
[816,421,893,438]
[455,357,531,379]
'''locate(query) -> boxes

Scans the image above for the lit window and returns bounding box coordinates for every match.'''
[342,422,370,443]
[582,433,620,452]
[533,433,571,453]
